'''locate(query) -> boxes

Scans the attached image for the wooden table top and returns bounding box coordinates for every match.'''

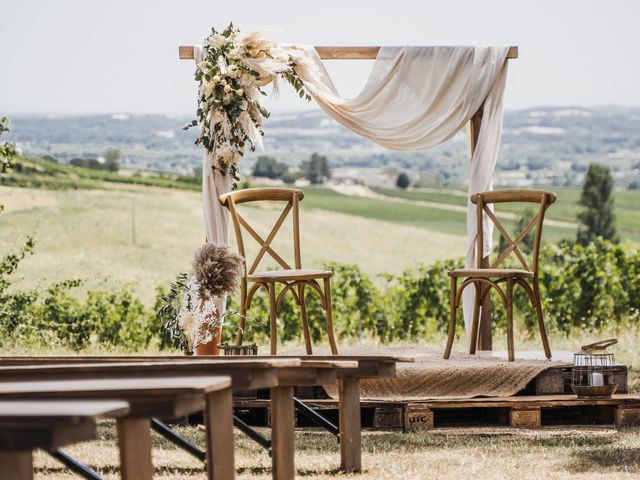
[0,358,363,387]
[0,355,401,378]
[0,376,231,396]
[0,356,304,367]
[0,376,232,418]
[0,400,129,421]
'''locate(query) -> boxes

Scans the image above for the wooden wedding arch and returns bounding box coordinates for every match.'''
[179,44,519,351]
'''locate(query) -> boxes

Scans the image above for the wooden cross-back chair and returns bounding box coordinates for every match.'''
[219,187,338,355]
[443,189,557,362]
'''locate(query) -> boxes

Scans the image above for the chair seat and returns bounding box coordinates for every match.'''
[247,268,331,283]
[448,268,534,278]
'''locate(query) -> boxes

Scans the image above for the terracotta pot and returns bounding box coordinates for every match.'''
[195,325,223,356]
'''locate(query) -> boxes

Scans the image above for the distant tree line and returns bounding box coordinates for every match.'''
[68,147,121,172]
[252,153,331,185]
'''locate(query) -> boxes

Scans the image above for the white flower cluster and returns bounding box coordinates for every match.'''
[188,24,311,177]
[177,282,220,352]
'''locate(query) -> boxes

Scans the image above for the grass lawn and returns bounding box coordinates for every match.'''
[32,422,640,479]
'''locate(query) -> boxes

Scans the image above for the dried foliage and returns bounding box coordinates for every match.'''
[192,243,244,299]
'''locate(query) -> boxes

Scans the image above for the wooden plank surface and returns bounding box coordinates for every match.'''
[270,386,295,480]
[117,418,154,480]
[0,356,302,368]
[295,394,640,409]
[0,451,32,480]
[0,376,231,418]
[0,361,284,390]
[338,377,361,472]
[0,376,231,396]
[0,417,96,452]
[0,400,129,420]
[178,45,519,60]
[0,358,372,385]
[205,388,235,480]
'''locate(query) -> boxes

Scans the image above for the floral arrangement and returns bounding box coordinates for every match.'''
[157,244,244,354]
[184,24,312,185]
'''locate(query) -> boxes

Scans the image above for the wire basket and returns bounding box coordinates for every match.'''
[571,339,618,398]
[218,342,258,356]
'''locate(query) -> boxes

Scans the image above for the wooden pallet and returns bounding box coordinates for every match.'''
[234,394,640,430]
[232,363,632,431]
[232,364,629,400]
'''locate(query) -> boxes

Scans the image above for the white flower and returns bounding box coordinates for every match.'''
[223,84,232,93]
[216,143,241,166]
[208,34,227,49]
[211,109,226,125]
[204,81,216,98]
[178,311,196,349]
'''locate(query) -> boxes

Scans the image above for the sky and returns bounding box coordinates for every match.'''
[1,0,639,115]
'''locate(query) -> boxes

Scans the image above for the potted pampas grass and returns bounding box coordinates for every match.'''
[157,244,243,355]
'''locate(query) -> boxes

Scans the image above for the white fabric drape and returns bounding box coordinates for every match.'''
[292,46,509,340]
[195,46,232,315]
[196,45,509,342]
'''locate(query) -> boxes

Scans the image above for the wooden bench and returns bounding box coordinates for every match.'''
[0,376,233,480]
[0,355,409,477]
[0,400,129,480]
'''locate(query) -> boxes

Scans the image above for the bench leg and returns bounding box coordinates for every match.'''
[270,386,295,480]
[0,451,32,480]
[117,418,153,480]
[339,376,362,472]
[205,388,235,479]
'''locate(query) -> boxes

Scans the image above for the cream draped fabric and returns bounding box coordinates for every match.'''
[195,46,232,315]
[196,45,510,342]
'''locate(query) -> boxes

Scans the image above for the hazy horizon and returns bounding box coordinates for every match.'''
[2,0,639,115]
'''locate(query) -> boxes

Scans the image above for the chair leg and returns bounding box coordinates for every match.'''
[469,281,482,355]
[323,277,339,355]
[506,278,515,362]
[235,279,247,346]
[298,284,313,355]
[443,276,458,359]
[533,280,552,359]
[268,282,278,355]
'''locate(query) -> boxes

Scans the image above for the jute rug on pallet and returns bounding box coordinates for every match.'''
[286,345,569,401]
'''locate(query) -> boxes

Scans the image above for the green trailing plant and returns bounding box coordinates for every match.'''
[155,272,192,352]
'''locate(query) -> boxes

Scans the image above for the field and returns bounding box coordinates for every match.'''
[3,166,640,305]
[0,185,468,304]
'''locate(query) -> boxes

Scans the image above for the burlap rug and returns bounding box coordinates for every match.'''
[285,345,568,401]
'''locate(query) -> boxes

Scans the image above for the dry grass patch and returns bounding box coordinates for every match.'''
[32,423,640,480]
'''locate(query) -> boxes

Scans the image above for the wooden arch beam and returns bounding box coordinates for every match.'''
[178,45,518,60]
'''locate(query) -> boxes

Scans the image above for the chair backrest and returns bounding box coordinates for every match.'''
[219,187,304,275]
[472,189,556,275]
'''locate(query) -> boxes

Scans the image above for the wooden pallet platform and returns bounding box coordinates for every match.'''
[229,361,632,431]
[233,394,640,430]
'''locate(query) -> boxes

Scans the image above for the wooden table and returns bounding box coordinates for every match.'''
[0,376,233,480]
[0,400,129,480]
[0,355,409,476]
[247,355,408,472]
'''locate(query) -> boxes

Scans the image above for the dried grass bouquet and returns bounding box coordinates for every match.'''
[157,243,244,354]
